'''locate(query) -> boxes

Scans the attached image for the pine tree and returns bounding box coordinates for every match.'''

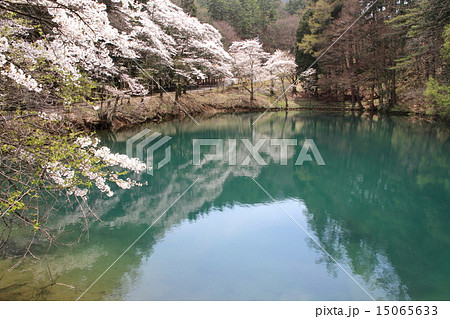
[207,0,228,20]
[180,0,197,16]
[256,0,277,32]
[295,10,316,74]
[205,0,280,39]
[286,0,305,15]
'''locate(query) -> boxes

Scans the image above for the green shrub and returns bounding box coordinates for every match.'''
[424,77,450,118]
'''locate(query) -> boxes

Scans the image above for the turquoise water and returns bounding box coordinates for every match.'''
[0,112,449,300]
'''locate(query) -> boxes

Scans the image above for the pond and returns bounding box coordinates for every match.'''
[0,111,449,301]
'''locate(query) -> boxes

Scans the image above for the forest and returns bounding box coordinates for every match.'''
[197,0,449,116]
[294,0,449,115]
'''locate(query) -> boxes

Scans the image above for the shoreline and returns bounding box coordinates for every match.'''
[63,89,440,132]
[4,88,441,132]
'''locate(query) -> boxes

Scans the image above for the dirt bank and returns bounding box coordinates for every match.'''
[13,86,428,132]
[64,87,368,131]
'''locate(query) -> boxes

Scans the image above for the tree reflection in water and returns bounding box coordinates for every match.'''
[0,112,448,301]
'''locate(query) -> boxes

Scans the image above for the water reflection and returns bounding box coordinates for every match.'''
[0,112,449,300]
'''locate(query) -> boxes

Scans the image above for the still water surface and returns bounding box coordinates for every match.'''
[0,111,449,300]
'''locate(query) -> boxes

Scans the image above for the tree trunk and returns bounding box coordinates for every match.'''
[291,85,297,96]
[370,84,375,110]
[390,70,397,107]
[377,83,384,109]
[107,96,120,125]
[175,84,181,101]
[384,82,390,110]
[356,86,363,109]
[270,79,275,95]
[281,78,288,109]
[351,85,356,108]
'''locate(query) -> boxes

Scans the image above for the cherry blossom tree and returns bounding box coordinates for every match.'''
[0,0,231,107]
[148,0,231,100]
[0,0,151,108]
[0,114,147,253]
[299,68,318,96]
[229,38,270,101]
[0,0,234,254]
[264,50,297,108]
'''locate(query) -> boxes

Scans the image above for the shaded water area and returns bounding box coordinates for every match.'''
[0,111,449,300]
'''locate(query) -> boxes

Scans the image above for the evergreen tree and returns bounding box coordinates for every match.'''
[391,0,450,83]
[205,0,279,39]
[207,0,228,20]
[180,0,197,16]
[294,9,315,73]
[238,0,258,38]
[256,0,278,32]
[286,0,305,15]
